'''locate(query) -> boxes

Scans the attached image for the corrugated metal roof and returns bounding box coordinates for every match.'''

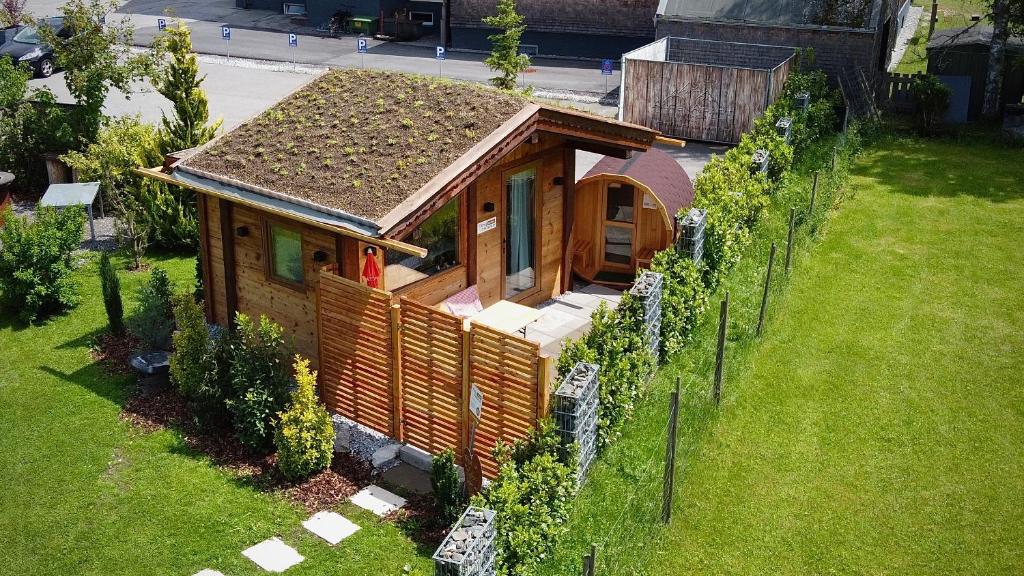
[657,0,879,29]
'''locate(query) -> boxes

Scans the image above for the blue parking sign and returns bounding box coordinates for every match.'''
[157,18,166,31]
[221,26,231,40]
[436,46,446,61]
[288,33,297,47]
[601,59,614,75]
[357,38,368,53]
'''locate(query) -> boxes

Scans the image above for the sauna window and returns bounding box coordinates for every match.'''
[606,183,635,223]
[604,224,632,266]
[269,223,304,285]
[385,196,460,290]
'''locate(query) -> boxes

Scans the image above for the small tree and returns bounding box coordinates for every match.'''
[152,20,222,154]
[169,292,209,398]
[229,313,292,453]
[0,0,27,27]
[128,267,175,351]
[432,448,465,526]
[0,204,85,323]
[483,0,530,91]
[275,356,334,480]
[98,251,124,335]
[911,74,951,135]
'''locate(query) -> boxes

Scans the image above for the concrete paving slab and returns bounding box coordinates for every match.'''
[349,484,407,517]
[302,511,360,545]
[242,537,304,573]
[193,570,225,576]
[380,462,433,495]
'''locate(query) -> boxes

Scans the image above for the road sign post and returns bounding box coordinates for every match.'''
[222,26,231,60]
[357,37,368,69]
[157,18,166,31]
[436,45,446,77]
[601,58,613,93]
[288,33,297,69]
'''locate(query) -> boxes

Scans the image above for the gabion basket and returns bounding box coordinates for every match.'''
[433,507,497,576]
[775,117,793,144]
[677,207,706,264]
[751,149,771,174]
[552,362,599,484]
[630,271,664,359]
[794,91,810,112]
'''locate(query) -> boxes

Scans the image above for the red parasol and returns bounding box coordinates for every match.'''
[362,247,381,288]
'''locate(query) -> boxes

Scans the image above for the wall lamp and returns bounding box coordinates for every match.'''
[235,225,249,237]
[312,250,328,263]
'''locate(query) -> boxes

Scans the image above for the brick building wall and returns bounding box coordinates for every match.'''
[451,0,658,37]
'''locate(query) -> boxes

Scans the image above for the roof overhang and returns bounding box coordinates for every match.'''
[135,166,428,257]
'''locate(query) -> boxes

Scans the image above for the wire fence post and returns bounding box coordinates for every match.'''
[756,243,777,337]
[785,207,796,274]
[831,147,837,170]
[809,171,819,216]
[662,377,681,523]
[713,292,729,405]
[582,543,597,576]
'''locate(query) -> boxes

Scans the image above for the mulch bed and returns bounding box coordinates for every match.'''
[389,493,449,550]
[91,332,139,376]
[119,381,384,512]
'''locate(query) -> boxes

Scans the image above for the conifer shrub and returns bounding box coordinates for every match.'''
[98,251,125,335]
[128,267,175,351]
[275,355,334,480]
[169,292,209,397]
[432,448,464,527]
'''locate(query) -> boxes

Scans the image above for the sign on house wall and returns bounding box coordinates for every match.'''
[477,217,497,235]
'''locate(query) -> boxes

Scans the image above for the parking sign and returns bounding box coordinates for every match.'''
[436,46,446,61]
[157,18,166,31]
[288,33,297,47]
[221,26,231,40]
[357,38,368,53]
[601,59,614,75]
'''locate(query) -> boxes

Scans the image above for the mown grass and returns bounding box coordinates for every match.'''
[538,133,1024,575]
[894,0,988,74]
[0,252,431,575]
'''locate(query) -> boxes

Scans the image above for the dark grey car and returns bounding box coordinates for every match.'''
[0,18,67,78]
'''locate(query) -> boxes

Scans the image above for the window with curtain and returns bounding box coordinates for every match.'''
[505,167,536,298]
[384,196,460,290]
[269,223,304,284]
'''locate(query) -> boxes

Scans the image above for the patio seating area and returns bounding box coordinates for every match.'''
[525,282,624,357]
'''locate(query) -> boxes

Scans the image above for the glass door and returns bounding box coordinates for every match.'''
[602,182,635,269]
[505,167,536,298]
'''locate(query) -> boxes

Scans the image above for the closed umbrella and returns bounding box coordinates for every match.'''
[362,247,381,288]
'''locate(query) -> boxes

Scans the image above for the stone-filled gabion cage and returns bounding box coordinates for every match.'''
[552,362,599,484]
[433,507,497,576]
[630,271,664,360]
[678,207,706,264]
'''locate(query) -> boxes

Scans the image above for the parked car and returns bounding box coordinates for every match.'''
[0,18,68,78]
[0,25,24,46]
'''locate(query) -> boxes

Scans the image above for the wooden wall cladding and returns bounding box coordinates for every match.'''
[398,297,465,459]
[317,267,396,435]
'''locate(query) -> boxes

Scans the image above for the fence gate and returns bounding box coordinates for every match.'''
[398,297,465,460]
[317,267,396,436]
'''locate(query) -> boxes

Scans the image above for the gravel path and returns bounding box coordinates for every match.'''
[11,199,118,252]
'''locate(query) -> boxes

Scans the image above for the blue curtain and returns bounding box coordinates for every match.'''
[506,169,535,293]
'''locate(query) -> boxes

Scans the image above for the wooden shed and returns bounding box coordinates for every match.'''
[620,36,795,144]
[573,149,693,287]
[927,26,1024,121]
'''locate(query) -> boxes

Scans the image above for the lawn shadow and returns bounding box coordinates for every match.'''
[38,362,132,407]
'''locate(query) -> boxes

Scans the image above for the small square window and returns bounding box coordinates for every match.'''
[270,224,304,285]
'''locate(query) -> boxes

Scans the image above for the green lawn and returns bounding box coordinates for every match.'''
[894,0,988,74]
[540,135,1024,575]
[0,253,431,575]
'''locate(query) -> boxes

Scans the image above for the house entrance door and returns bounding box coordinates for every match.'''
[504,166,537,298]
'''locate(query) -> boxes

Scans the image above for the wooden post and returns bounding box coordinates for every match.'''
[928,1,938,39]
[582,552,591,576]
[461,327,472,465]
[809,171,819,216]
[831,148,837,170]
[537,354,553,419]
[218,199,237,328]
[589,543,597,575]
[662,377,681,523]
[785,207,796,274]
[756,243,777,338]
[390,302,404,442]
[713,292,729,405]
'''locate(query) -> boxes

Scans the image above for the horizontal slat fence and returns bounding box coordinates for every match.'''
[469,323,551,478]
[317,267,550,478]
[318,265,395,436]
[399,297,465,461]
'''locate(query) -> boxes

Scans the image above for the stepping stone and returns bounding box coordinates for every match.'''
[349,484,407,517]
[193,571,225,576]
[242,537,304,573]
[302,511,360,545]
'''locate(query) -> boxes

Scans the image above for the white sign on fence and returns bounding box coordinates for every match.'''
[476,217,497,235]
[469,385,484,421]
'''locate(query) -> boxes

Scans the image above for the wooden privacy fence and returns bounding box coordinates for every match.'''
[621,37,794,144]
[317,268,552,477]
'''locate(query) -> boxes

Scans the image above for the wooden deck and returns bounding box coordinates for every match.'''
[524,283,624,358]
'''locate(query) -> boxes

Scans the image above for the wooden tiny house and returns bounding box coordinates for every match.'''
[139,70,687,475]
